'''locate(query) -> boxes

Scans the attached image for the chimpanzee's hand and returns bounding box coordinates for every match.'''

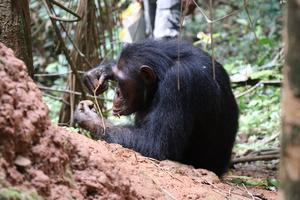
[84,62,115,95]
[74,100,104,135]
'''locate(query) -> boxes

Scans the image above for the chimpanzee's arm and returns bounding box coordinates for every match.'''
[103,105,190,161]
[74,98,187,160]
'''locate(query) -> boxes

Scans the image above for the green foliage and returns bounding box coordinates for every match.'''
[39,56,68,123]
[187,0,284,68]
[0,188,42,200]
[250,70,275,80]
[238,86,280,134]
[235,85,280,152]
[44,56,69,75]
[43,96,62,123]
[230,176,279,190]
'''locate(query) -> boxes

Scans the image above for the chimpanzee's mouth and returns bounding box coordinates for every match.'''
[113,108,124,116]
[113,107,131,116]
[112,109,121,115]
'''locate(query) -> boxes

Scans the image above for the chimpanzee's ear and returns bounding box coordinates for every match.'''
[139,65,156,85]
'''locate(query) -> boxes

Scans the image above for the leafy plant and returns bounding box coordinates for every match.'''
[229,176,279,190]
[0,188,42,200]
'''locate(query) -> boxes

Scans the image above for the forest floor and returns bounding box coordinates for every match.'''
[0,42,277,200]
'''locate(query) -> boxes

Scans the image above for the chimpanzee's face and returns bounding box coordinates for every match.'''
[111,65,145,116]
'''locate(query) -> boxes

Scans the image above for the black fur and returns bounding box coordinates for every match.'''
[104,39,239,176]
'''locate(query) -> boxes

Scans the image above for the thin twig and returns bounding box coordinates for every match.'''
[262,132,280,145]
[202,180,228,198]
[193,170,234,199]
[176,0,185,91]
[201,178,256,200]
[228,187,232,198]
[143,0,153,37]
[34,71,84,77]
[243,0,258,44]
[232,79,282,85]
[192,0,247,24]
[147,160,183,183]
[43,92,70,105]
[38,85,105,100]
[69,74,75,126]
[209,0,216,80]
[231,154,279,164]
[235,81,261,98]
[47,0,81,22]
[56,18,93,68]
[259,149,279,155]
[242,183,255,200]
[194,170,265,200]
[260,48,284,70]
[50,0,81,20]
[234,80,282,97]
[141,172,177,200]
[197,179,238,199]
[32,21,46,38]
[134,153,139,164]
[225,182,265,200]
[93,79,107,132]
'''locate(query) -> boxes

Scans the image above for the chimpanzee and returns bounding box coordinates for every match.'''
[74,39,239,176]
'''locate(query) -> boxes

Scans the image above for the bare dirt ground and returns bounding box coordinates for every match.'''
[0,43,277,199]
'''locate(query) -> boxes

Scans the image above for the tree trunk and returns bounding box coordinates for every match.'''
[280,0,300,199]
[0,0,33,77]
